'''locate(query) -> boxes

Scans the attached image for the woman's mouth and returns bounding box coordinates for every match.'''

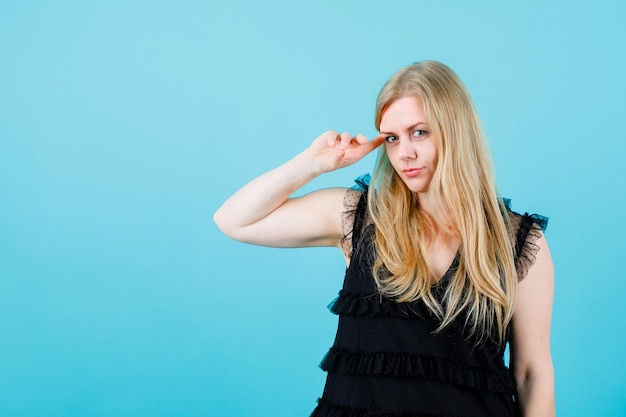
[403,168,423,178]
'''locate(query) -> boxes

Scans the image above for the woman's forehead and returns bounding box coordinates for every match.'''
[379,96,428,132]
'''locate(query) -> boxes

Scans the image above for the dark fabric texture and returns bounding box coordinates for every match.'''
[311,175,548,417]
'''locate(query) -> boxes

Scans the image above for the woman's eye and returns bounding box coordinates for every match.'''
[413,129,427,138]
[384,135,398,143]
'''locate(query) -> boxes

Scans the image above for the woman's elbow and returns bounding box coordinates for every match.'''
[514,360,555,417]
[213,207,238,238]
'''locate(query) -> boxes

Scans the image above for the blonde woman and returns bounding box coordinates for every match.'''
[214,61,554,417]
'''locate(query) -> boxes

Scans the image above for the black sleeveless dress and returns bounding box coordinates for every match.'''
[310,176,548,417]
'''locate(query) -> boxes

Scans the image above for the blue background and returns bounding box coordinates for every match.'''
[1,1,625,416]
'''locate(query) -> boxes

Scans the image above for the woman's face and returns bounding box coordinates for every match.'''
[379,96,438,196]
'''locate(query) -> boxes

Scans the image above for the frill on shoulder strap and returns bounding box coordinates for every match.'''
[352,173,370,192]
[506,200,549,281]
[340,174,372,259]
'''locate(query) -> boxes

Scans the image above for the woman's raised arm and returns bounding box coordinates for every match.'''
[213,131,383,248]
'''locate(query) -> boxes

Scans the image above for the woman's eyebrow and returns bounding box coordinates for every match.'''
[380,122,429,135]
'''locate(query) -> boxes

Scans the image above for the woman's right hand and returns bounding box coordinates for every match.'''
[304,131,384,175]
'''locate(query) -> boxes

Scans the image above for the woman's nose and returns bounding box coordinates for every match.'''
[399,140,417,159]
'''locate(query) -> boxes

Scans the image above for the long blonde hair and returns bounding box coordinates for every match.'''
[369,61,516,343]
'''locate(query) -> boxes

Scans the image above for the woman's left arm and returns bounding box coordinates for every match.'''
[510,232,555,416]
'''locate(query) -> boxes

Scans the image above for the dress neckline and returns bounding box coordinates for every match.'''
[433,249,461,288]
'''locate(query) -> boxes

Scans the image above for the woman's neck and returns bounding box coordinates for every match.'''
[417,192,455,236]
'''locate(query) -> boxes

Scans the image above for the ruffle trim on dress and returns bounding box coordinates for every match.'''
[352,174,371,192]
[510,209,549,281]
[310,397,468,417]
[320,347,516,394]
[340,175,371,259]
[328,290,430,319]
